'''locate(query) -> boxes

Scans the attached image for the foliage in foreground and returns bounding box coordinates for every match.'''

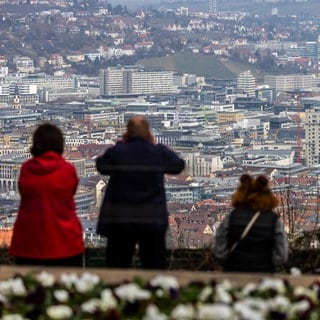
[0,271,320,319]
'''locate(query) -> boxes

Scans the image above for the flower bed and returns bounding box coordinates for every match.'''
[0,271,320,319]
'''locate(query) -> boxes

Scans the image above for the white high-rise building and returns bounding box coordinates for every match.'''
[209,0,217,14]
[100,67,178,96]
[237,70,256,98]
[128,70,176,94]
[317,35,320,61]
[264,74,313,92]
[305,107,320,167]
[99,68,124,96]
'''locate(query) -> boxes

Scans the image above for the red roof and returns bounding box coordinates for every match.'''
[0,228,13,247]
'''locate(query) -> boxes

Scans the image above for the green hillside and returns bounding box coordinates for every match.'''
[139,52,266,81]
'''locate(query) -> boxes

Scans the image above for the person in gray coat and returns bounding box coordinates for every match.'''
[214,174,288,273]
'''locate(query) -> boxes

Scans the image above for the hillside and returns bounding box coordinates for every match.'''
[160,0,320,17]
[139,52,266,81]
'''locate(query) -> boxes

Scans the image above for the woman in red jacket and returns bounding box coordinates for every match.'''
[10,123,85,266]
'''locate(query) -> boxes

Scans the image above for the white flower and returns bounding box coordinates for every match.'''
[268,295,291,313]
[258,278,286,294]
[46,305,73,319]
[199,286,213,302]
[143,304,168,320]
[81,298,101,313]
[100,288,117,310]
[241,283,258,297]
[197,303,235,320]
[238,297,268,313]
[1,315,25,320]
[290,267,302,277]
[81,291,118,313]
[156,288,164,297]
[60,273,79,288]
[294,286,317,303]
[171,303,195,319]
[234,300,265,320]
[289,300,311,317]
[219,280,233,291]
[53,290,69,303]
[11,278,27,296]
[0,278,27,296]
[214,286,233,304]
[75,272,100,293]
[75,280,92,293]
[150,275,179,291]
[80,272,100,286]
[115,283,151,302]
[0,292,7,303]
[36,271,55,287]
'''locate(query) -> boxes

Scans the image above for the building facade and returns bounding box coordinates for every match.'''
[264,74,313,92]
[237,70,256,97]
[305,107,320,167]
[209,0,217,14]
[99,67,177,96]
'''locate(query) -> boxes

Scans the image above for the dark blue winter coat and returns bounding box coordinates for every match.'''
[96,137,185,236]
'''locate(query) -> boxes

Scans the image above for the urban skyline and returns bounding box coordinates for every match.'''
[0,0,319,250]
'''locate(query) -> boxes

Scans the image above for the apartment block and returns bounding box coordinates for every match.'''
[100,67,128,96]
[305,107,320,167]
[99,67,177,96]
[264,74,313,92]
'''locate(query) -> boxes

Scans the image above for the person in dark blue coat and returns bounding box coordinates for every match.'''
[96,116,185,269]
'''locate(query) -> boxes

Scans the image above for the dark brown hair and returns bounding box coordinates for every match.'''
[249,175,279,211]
[124,116,150,140]
[232,174,279,211]
[231,174,254,208]
[30,123,64,157]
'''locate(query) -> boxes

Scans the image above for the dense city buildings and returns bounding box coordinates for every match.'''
[0,0,320,250]
[305,107,320,167]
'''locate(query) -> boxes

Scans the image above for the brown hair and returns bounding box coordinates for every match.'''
[231,174,254,208]
[124,116,151,141]
[30,123,64,157]
[231,174,279,211]
[249,175,279,211]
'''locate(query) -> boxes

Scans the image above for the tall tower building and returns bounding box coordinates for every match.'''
[305,107,320,167]
[99,68,125,96]
[209,0,217,14]
[237,70,256,98]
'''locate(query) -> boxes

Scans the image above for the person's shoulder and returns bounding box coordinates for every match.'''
[102,141,123,153]
[154,143,173,152]
[60,157,77,171]
[19,159,31,173]
[261,209,279,221]
[22,157,33,167]
[270,210,280,219]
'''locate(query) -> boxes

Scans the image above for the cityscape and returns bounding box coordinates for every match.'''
[0,0,320,250]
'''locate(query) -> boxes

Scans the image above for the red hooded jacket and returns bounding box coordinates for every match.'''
[10,151,85,259]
